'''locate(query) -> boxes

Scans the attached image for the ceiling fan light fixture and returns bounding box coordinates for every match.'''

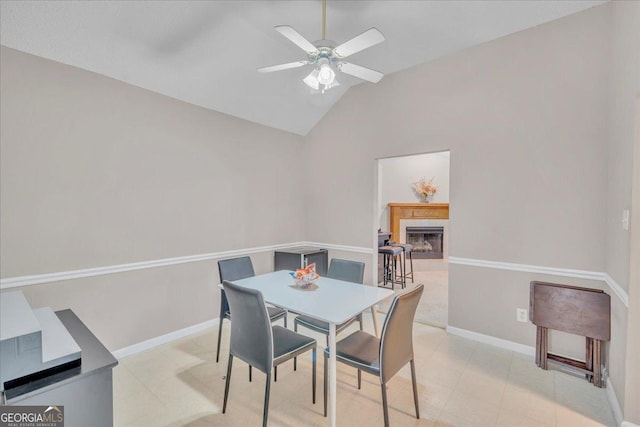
[304,66,339,93]
[260,1,385,93]
[317,63,335,85]
[303,69,320,90]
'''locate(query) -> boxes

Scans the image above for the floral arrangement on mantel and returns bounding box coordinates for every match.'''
[412,178,437,203]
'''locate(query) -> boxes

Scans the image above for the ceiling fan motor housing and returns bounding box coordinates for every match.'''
[307,41,341,66]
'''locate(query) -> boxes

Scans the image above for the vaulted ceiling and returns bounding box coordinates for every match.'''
[0,1,607,135]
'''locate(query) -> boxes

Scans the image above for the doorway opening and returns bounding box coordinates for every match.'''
[374,150,450,328]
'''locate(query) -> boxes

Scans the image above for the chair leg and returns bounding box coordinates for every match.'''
[249,365,252,382]
[359,314,364,330]
[216,317,224,363]
[381,382,390,427]
[284,313,288,329]
[410,359,420,419]
[294,323,298,371]
[274,366,277,382]
[312,348,317,404]
[263,372,271,427]
[357,369,361,389]
[323,354,328,417]
[222,354,233,413]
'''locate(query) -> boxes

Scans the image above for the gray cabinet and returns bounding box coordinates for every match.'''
[274,247,328,276]
[4,310,117,427]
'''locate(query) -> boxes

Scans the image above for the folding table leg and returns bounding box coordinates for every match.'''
[593,339,602,387]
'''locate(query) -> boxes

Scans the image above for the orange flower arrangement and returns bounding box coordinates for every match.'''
[413,178,437,201]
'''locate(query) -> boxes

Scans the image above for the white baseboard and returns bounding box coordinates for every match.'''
[447,326,628,427]
[445,325,536,356]
[112,318,219,360]
[606,374,624,427]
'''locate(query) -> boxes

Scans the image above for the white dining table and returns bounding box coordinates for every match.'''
[232,270,394,427]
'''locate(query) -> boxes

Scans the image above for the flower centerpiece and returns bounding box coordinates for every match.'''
[289,263,320,289]
[412,178,437,203]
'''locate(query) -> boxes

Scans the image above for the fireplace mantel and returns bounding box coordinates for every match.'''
[388,203,449,243]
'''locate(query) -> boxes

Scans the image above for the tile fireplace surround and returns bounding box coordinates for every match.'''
[388,203,450,243]
[401,219,449,259]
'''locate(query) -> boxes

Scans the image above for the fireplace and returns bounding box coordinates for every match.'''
[406,226,444,259]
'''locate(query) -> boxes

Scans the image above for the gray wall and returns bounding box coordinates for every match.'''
[606,0,640,415]
[1,2,638,423]
[305,5,609,269]
[624,99,640,425]
[0,46,305,350]
[303,1,632,411]
[618,2,640,420]
[606,1,639,295]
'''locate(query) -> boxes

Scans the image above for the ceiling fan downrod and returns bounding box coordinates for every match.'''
[322,0,326,40]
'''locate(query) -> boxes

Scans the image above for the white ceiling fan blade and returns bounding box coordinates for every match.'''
[274,25,319,54]
[333,28,385,58]
[339,62,384,83]
[257,61,308,73]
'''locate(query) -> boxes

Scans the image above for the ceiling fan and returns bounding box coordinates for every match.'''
[258,0,385,93]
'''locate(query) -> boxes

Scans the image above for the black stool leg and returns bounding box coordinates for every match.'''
[390,255,395,291]
[382,253,387,287]
[383,253,390,287]
[409,250,414,283]
[394,253,404,289]
[401,253,405,289]
[403,249,407,286]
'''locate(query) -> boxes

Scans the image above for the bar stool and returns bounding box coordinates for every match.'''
[378,245,403,290]
[390,243,414,286]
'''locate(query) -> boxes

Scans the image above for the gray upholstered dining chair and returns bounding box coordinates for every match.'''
[292,258,365,370]
[216,256,287,365]
[323,284,424,427]
[222,280,317,427]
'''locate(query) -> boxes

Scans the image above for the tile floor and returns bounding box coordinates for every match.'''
[379,258,449,328]
[114,314,617,427]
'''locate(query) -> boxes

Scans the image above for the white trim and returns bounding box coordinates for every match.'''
[0,242,305,290]
[0,241,372,290]
[447,327,626,427]
[604,274,630,308]
[445,325,536,356]
[606,374,624,427]
[2,245,628,310]
[302,241,373,254]
[112,318,219,360]
[449,256,629,308]
[448,256,604,280]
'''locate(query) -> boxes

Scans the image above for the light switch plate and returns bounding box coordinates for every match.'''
[516,308,528,323]
[622,209,630,231]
